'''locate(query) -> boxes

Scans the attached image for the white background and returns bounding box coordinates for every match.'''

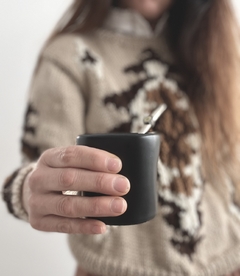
[0,1,240,276]
[0,1,76,276]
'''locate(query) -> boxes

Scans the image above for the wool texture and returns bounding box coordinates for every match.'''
[2,12,240,275]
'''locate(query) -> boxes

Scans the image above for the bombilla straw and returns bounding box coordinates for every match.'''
[139,104,167,134]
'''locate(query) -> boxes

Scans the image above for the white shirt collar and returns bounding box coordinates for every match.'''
[102,8,168,38]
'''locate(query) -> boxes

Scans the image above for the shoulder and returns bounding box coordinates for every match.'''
[42,31,105,66]
[41,33,89,66]
[38,32,101,86]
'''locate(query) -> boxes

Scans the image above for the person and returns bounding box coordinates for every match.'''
[2,0,240,275]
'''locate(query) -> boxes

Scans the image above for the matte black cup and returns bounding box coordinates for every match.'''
[76,133,160,226]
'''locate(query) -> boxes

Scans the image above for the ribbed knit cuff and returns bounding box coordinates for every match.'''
[2,163,36,222]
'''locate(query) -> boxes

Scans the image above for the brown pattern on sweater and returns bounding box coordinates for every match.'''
[81,50,97,64]
[104,77,155,111]
[149,82,204,258]
[103,48,204,259]
[21,103,40,160]
[149,84,197,196]
[2,169,21,218]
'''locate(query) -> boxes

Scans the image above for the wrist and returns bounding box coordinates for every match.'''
[2,163,36,221]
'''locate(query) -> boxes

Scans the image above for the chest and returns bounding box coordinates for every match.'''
[77,43,184,134]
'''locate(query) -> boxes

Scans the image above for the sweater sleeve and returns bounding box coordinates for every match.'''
[2,54,86,221]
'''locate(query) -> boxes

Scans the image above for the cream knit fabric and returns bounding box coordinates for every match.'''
[3,8,240,276]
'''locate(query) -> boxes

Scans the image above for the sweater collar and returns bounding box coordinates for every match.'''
[102,7,168,38]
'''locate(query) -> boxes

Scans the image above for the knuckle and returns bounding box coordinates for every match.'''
[90,197,102,216]
[94,173,106,191]
[56,222,72,233]
[56,196,73,217]
[30,217,42,231]
[59,169,76,190]
[28,169,41,192]
[28,194,38,211]
[59,146,76,165]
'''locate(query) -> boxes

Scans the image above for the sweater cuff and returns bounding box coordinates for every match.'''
[2,163,36,222]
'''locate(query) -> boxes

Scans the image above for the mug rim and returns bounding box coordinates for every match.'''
[76,132,159,139]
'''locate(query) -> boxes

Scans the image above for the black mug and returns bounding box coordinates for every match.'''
[76,133,160,226]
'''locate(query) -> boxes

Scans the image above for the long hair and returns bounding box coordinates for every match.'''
[45,0,240,184]
[166,0,240,184]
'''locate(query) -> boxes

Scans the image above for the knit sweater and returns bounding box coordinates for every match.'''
[3,8,240,276]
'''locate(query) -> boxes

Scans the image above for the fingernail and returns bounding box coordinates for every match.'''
[111,198,127,214]
[113,177,130,193]
[106,157,121,172]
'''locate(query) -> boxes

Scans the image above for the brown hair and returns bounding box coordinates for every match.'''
[167,0,240,183]
[46,0,240,183]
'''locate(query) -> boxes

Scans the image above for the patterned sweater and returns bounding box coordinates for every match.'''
[2,8,240,276]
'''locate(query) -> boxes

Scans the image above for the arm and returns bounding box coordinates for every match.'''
[2,57,130,234]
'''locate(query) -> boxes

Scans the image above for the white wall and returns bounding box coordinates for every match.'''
[1,1,240,276]
[233,0,240,24]
[0,1,76,276]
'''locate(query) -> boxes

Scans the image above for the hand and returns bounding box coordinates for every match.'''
[226,269,240,276]
[23,145,130,234]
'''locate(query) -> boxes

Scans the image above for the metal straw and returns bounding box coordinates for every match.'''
[139,104,167,134]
